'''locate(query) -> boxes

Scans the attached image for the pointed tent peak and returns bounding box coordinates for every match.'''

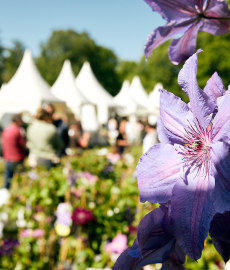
[152,82,163,93]
[63,59,72,70]
[57,59,75,81]
[129,75,150,110]
[2,47,59,102]
[115,80,130,97]
[121,80,130,89]
[149,82,163,109]
[24,49,32,57]
[51,59,90,112]
[75,61,114,107]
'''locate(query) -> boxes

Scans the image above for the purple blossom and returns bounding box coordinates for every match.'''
[144,0,230,64]
[28,172,38,180]
[0,238,19,255]
[113,206,186,270]
[55,203,73,227]
[209,211,230,263]
[137,50,230,260]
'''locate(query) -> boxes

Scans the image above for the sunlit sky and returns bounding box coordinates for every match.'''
[0,0,165,61]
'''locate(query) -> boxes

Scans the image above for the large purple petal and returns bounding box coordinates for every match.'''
[113,238,176,270]
[202,0,230,35]
[113,239,139,270]
[144,0,196,21]
[211,141,230,213]
[203,72,226,106]
[169,20,203,65]
[158,89,193,145]
[134,239,176,270]
[145,18,197,58]
[137,208,165,254]
[171,171,216,260]
[161,242,186,270]
[210,211,230,243]
[178,50,216,128]
[137,144,182,203]
[209,211,230,262]
[212,87,230,143]
[211,238,230,263]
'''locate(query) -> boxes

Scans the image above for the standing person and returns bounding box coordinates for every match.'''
[143,123,158,154]
[27,108,63,169]
[116,119,129,155]
[2,114,26,189]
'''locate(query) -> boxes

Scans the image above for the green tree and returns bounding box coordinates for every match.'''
[117,41,188,102]
[196,31,230,90]
[36,29,121,96]
[0,40,4,87]
[3,40,25,82]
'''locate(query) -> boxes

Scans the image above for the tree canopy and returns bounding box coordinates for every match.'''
[1,29,230,103]
[3,40,25,83]
[36,29,121,96]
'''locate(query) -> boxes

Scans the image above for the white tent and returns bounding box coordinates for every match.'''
[129,76,150,115]
[114,80,139,116]
[148,83,163,125]
[51,60,90,117]
[149,83,163,111]
[0,49,64,118]
[75,62,115,124]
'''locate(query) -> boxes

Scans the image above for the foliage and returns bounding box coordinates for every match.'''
[36,29,122,96]
[0,147,226,269]
[0,148,141,269]
[196,32,230,90]
[3,40,25,83]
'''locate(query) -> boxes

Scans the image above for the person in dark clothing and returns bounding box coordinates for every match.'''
[2,114,26,189]
[116,119,129,155]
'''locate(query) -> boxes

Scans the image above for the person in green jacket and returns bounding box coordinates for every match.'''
[27,107,63,169]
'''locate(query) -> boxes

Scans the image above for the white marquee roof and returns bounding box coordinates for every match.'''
[0,49,63,117]
[75,61,114,107]
[149,83,163,109]
[129,76,151,113]
[51,60,90,116]
[114,80,139,116]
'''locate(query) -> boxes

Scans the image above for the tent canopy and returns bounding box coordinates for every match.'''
[114,80,139,116]
[129,76,151,114]
[51,60,90,116]
[0,49,64,117]
[149,83,163,109]
[75,61,114,107]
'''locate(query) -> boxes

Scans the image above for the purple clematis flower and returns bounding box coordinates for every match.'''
[113,206,186,270]
[137,49,230,260]
[209,210,230,263]
[144,0,230,64]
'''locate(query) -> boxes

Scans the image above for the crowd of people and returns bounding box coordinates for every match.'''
[0,105,158,189]
[1,104,90,189]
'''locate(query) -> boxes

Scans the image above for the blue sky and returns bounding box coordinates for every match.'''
[0,0,165,61]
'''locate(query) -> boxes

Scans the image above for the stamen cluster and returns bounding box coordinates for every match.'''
[178,120,213,173]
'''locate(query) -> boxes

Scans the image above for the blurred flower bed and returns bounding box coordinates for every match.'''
[0,147,224,270]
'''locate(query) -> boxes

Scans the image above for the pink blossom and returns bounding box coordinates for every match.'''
[105,234,127,254]
[106,153,121,164]
[20,229,33,238]
[33,229,44,238]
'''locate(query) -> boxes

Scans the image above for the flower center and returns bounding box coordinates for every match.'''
[177,120,213,173]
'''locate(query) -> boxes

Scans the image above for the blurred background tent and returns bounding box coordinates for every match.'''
[51,60,91,118]
[114,80,140,117]
[129,76,151,116]
[75,61,117,125]
[0,49,65,119]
